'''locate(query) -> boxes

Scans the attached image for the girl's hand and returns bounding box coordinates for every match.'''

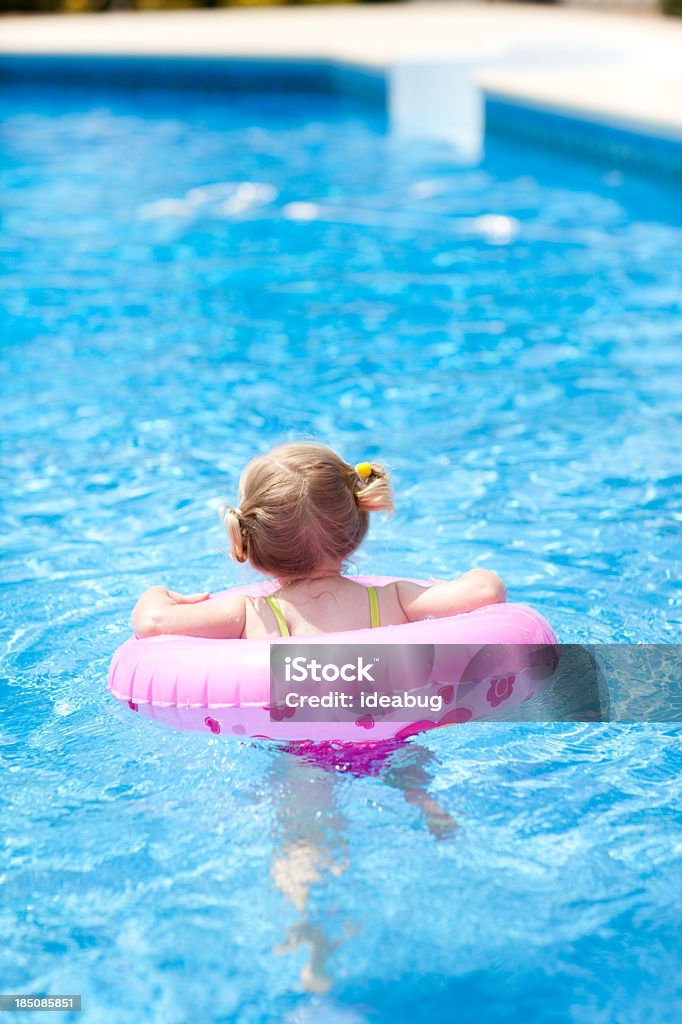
[166,590,210,605]
[131,586,245,640]
[131,586,209,636]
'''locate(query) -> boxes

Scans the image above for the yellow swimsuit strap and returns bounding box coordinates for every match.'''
[266,595,290,637]
[367,585,380,629]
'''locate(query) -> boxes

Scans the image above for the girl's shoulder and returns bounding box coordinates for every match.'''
[244,592,288,638]
[370,580,420,626]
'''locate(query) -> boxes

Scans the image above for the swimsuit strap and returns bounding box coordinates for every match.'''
[367,585,380,629]
[266,595,290,637]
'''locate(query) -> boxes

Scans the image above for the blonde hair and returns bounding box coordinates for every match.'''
[219,442,394,581]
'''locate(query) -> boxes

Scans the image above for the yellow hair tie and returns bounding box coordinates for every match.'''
[355,462,372,481]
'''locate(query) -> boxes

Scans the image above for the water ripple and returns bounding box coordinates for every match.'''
[1,82,681,1023]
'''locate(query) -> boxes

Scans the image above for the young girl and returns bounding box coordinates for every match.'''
[131,442,506,639]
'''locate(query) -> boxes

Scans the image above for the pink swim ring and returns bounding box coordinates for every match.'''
[107,576,558,742]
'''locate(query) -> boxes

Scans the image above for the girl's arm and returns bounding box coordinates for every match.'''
[396,569,506,623]
[131,587,246,639]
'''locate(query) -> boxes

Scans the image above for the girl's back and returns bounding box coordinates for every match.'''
[245,577,404,638]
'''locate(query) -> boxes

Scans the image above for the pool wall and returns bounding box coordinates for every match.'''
[1,51,680,178]
[485,92,682,180]
[0,52,387,106]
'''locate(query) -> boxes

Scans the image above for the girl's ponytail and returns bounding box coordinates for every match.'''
[353,462,394,514]
[219,506,248,563]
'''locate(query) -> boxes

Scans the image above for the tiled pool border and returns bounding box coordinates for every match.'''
[2,52,681,178]
[484,92,682,180]
[0,52,387,105]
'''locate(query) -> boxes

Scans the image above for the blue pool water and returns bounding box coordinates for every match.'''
[1,77,681,1023]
